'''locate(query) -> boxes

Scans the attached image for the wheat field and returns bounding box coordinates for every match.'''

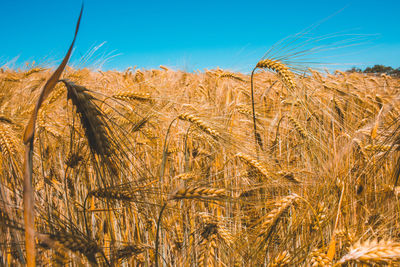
[1,59,400,266]
[1,10,400,265]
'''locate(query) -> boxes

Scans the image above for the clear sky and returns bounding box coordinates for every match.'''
[1,0,399,72]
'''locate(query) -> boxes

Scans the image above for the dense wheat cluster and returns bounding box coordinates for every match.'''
[1,63,400,266]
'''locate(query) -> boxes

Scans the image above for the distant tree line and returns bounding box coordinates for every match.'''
[347,65,400,77]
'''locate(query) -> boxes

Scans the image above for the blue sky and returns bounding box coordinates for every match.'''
[1,0,399,72]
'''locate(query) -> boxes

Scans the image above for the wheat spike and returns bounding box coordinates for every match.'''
[0,124,18,159]
[134,70,145,82]
[311,203,328,231]
[167,146,180,154]
[60,79,111,156]
[169,186,226,200]
[172,172,197,181]
[178,113,220,138]
[256,59,296,90]
[173,225,184,250]
[256,194,299,245]
[24,67,45,77]
[332,98,344,125]
[112,244,145,263]
[259,194,299,229]
[309,248,332,267]
[47,86,66,105]
[364,144,391,152]
[335,239,400,265]
[199,213,234,246]
[276,170,301,184]
[288,115,308,138]
[236,152,271,180]
[198,224,218,267]
[236,105,261,118]
[37,231,101,264]
[3,75,20,82]
[113,91,152,102]
[216,223,234,246]
[159,65,169,71]
[219,72,247,83]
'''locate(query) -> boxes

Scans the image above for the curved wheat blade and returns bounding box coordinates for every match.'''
[22,5,83,266]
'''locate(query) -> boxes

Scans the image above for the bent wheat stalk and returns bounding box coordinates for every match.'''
[155,203,168,267]
[250,58,297,157]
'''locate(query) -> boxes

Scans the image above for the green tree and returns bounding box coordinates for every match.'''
[364,64,393,74]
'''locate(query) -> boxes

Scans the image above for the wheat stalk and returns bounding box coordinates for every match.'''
[21,8,84,266]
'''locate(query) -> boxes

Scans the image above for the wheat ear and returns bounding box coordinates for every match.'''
[0,124,18,159]
[257,194,299,244]
[169,186,226,201]
[364,144,391,152]
[236,152,271,180]
[113,91,152,102]
[219,72,247,83]
[250,59,296,156]
[288,115,308,138]
[37,232,102,265]
[60,79,112,156]
[178,113,220,138]
[256,59,296,91]
[335,239,400,265]
[112,244,145,263]
[309,248,332,267]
